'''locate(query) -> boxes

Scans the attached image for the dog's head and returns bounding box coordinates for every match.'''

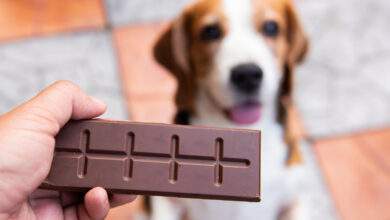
[154,0,308,125]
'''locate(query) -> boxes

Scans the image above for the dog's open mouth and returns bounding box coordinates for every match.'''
[225,102,262,125]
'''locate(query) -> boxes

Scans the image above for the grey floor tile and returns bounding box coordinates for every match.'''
[104,0,191,26]
[295,0,390,137]
[0,31,127,120]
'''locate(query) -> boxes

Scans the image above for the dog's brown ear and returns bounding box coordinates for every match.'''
[279,1,309,101]
[153,14,197,116]
[285,0,309,66]
[279,1,308,110]
[154,17,191,76]
[278,1,309,166]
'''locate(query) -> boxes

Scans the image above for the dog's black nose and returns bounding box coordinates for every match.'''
[230,63,263,94]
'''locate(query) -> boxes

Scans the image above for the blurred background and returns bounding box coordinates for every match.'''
[0,0,389,219]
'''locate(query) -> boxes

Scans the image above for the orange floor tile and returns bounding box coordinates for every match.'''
[0,0,106,42]
[113,23,177,123]
[107,197,144,220]
[315,129,390,220]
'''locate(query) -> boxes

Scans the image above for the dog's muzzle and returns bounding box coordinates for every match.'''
[223,63,263,125]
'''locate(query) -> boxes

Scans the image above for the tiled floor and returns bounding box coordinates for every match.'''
[104,0,190,25]
[0,0,105,42]
[0,31,126,119]
[112,23,176,123]
[107,197,144,220]
[315,130,390,220]
[0,1,389,220]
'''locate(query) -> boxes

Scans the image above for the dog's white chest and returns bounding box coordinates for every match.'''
[181,122,291,220]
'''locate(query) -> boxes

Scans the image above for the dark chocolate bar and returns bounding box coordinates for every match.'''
[41,119,261,202]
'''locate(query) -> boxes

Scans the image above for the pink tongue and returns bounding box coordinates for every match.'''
[228,103,262,125]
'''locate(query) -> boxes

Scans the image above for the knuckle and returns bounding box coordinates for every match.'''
[52,80,80,93]
[50,80,83,100]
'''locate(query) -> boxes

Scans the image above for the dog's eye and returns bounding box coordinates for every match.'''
[200,24,222,41]
[262,20,279,37]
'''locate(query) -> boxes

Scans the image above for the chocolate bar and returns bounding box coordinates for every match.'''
[41,119,261,202]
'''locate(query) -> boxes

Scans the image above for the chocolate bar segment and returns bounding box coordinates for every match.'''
[42,119,261,202]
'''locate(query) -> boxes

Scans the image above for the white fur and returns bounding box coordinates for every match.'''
[183,97,307,220]
[150,197,184,220]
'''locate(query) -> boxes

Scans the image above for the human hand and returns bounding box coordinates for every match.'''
[0,81,135,220]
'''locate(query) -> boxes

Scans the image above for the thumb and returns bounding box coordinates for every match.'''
[6,80,107,135]
[0,81,107,213]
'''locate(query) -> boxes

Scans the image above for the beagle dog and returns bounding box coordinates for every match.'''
[150,0,309,219]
